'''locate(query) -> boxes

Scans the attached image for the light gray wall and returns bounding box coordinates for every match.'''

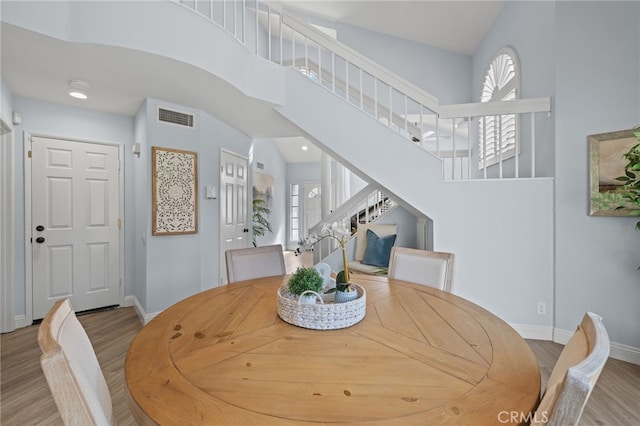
[10,97,135,317]
[554,1,640,347]
[349,171,367,195]
[471,0,640,350]
[133,101,148,308]
[279,69,554,329]
[472,0,556,179]
[141,98,252,313]
[252,138,287,247]
[336,23,472,105]
[143,100,201,312]
[1,79,13,126]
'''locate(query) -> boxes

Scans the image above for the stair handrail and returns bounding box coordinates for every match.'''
[303,184,396,261]
[174,0,552,180]
[279,11,441,114]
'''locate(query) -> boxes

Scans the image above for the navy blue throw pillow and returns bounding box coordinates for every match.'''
[361,229,397,267]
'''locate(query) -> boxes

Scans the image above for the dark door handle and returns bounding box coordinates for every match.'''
[36,237,45,244]
[243,228,249,233]
[36,225,45,232]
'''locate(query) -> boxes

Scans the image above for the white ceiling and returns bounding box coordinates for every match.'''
[281,0,505,55]
[1,1,504,163]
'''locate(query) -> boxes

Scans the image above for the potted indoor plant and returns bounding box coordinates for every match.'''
[287,267,324,304]
[252,198,273,247]
[296,222,358,303]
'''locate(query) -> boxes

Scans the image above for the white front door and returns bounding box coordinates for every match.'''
[31,136,121,319]
[220,150,248,285]
[303,182,322,237]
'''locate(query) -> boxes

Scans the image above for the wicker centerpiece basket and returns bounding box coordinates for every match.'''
[277,284,366,330]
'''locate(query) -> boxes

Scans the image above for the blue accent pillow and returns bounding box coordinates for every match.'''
[361,229,397,267]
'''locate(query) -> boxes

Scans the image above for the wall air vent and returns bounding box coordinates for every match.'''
[158,108,194,127]
[257,162,265,170]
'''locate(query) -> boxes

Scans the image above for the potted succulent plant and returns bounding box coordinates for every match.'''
[287,267,324,304]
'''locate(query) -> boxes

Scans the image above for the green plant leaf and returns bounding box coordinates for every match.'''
[252,198,273,244]
[287,267,324,295]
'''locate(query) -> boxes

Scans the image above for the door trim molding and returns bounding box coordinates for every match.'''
[0,119,15,332]
[24,132,125,324]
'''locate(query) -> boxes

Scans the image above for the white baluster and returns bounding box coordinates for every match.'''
[467,116,471,180]
[360,69,363,110]
[498,115,503,179]
[450,118,455,180]
[531,112,536,178]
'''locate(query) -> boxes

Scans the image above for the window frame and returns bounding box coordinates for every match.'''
[290,183,300,243]
[478,47,521,170]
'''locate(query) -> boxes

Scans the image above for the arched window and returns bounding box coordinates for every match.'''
[307,186,321,198]
[478,47,520,168]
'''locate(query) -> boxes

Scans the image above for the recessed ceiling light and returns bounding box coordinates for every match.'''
[301,145,308,151]
[69,91,88,100]
[68,79,89,99]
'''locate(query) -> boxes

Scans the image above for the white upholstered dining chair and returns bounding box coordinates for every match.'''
[225,244,286,283]
[532,311,610,426]
[387,246,455,293]
[37,298,114,426]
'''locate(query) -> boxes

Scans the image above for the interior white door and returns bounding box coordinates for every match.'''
[220,151,248,285]
[31,137,120,319]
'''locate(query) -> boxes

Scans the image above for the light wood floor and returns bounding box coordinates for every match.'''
[2,252,638,425]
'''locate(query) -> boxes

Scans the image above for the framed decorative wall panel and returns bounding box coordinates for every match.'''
[152,146,198,235]
[253,172,274,208]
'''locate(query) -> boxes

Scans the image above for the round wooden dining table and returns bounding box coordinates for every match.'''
[125,275,540,425]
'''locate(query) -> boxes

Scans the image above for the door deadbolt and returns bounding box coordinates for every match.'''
[36,225,45,232]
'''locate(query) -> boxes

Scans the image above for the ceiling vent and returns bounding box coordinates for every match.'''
[158,108,194,127]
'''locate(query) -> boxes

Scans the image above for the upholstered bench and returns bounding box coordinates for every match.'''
[347,223,397,275]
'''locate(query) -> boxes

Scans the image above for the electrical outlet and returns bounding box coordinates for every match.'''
[537,302,546,315]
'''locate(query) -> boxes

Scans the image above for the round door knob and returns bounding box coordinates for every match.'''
[36,237,45,244]
[243,228,249,233]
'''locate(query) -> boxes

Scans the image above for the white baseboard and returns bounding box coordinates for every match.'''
[124,295,160,325]
[510,323,554,341]
[552,327,576,345]
[511,323,640,365]
[553,327,640,365]
[19,300,636,366]
[11,297,159,329]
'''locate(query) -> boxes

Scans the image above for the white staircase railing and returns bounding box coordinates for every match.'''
[174,0,551,180]
[303,184,396,263]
